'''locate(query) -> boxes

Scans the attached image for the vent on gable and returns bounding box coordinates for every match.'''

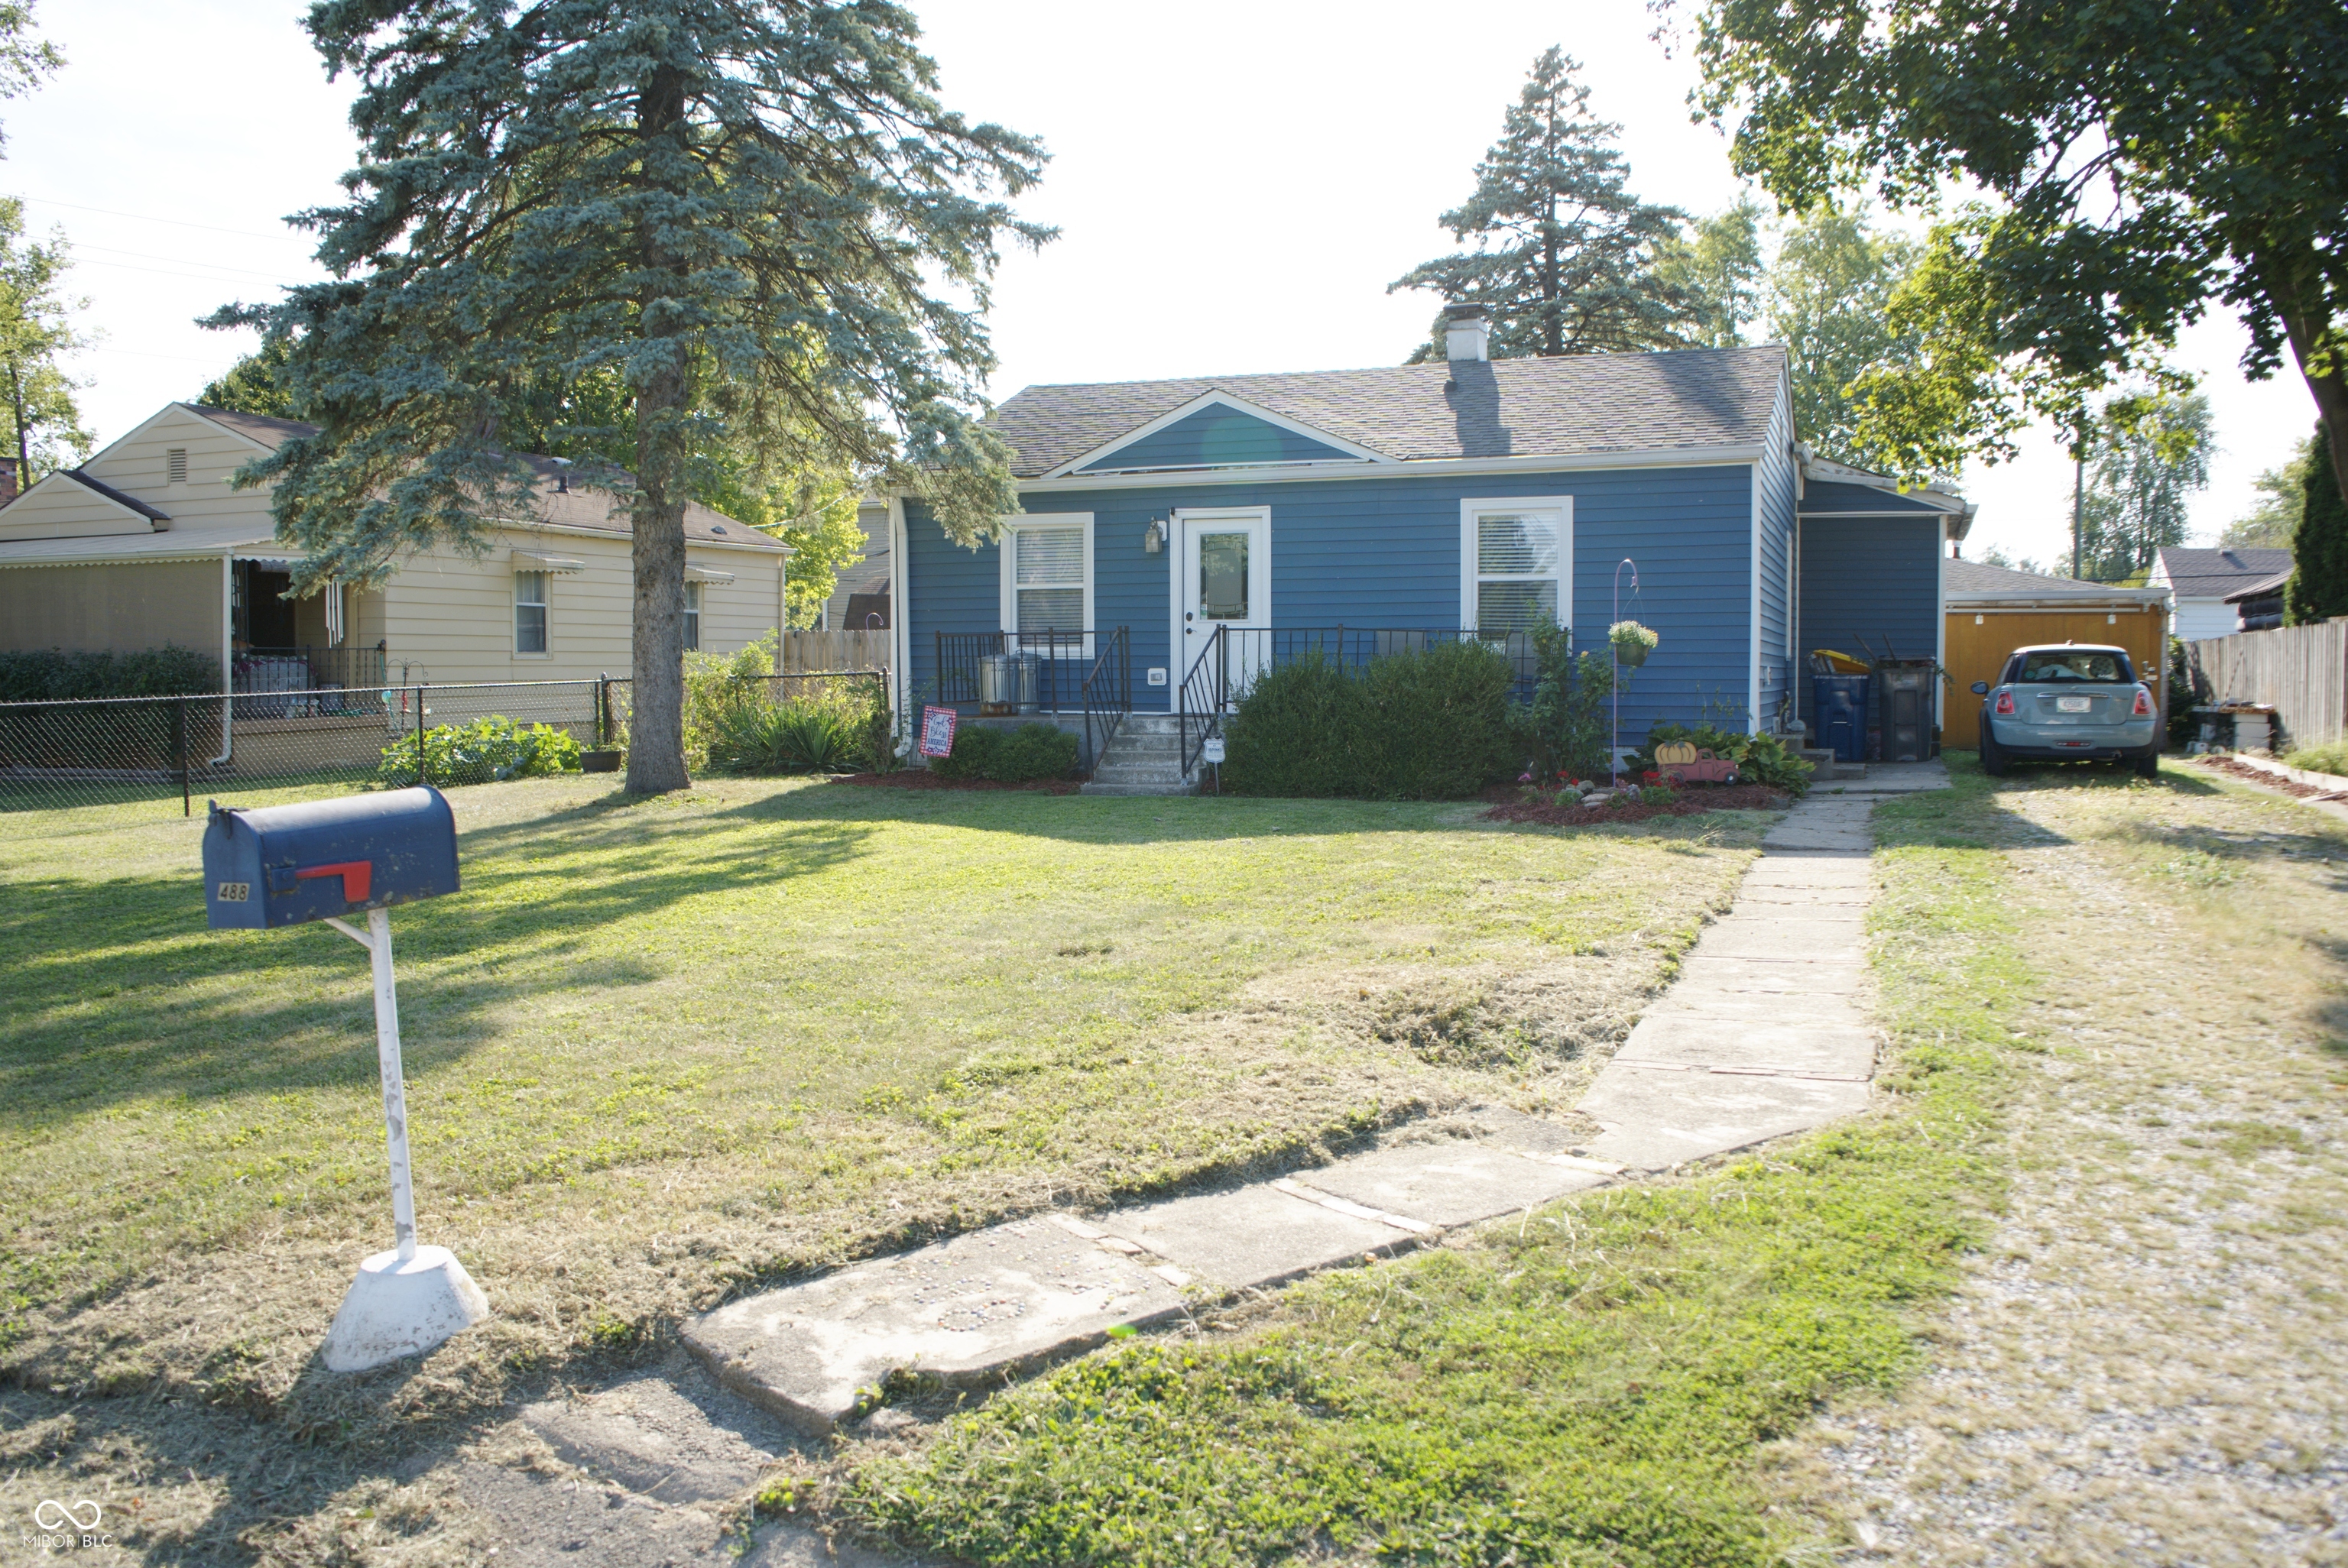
[167,449,189,485]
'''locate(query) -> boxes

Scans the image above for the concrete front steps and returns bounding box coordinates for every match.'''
[1080,714,1196,796]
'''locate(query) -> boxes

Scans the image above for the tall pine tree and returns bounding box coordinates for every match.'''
[2287,426,2348,624]
[216,1,1049,793]
[1391,48,1694,360]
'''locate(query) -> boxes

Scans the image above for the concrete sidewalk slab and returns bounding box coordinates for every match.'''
[1616,1014,1879,1077]
[684,1220,1185,1434]
[1694,920,1864,962]
[1737,884,1871,905]
[1094,1184,1406,1291]
[1642,987,1873,1028]
[1300,1142,1605,1229]
[1580,1068,1873,1169]
[1677,954,1866,994]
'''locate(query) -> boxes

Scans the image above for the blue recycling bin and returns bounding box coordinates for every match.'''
[203,786,459,930]
[1811,675,1870,763]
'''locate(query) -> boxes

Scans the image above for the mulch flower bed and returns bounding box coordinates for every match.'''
[2189,754,2348,802]
[1483,782,1792,826]
[829,771,1085,795]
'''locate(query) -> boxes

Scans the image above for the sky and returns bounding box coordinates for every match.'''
[7,0,2319,567]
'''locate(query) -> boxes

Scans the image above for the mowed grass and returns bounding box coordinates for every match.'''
[0,775,1769,1404]
[834,771,2038,1567]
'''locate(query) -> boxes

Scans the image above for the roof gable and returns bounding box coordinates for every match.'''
[1059,391,1390,476]
[0,467,170,542]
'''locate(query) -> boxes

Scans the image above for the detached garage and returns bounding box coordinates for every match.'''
[1942,559,2171,749]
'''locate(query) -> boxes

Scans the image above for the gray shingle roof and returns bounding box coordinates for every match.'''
[989,347,1789,479]
[2155,546,2292,598]
[64,467,170,522]
[1945,559,2168,602]
[185,405,778,549]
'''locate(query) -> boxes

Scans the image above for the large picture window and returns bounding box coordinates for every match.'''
[1461,498,1571,637]
[514,571,548,654]
[997,513,1094,651]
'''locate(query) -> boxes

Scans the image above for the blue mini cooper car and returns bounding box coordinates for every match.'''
[1971,643,2160,778]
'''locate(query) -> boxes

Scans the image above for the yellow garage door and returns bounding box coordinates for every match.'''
[1942,606,2168,749]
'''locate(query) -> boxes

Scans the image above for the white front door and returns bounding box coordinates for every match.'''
[1175,507,1270,702]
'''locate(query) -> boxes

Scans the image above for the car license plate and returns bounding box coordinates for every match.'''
[2057,695,2091,712]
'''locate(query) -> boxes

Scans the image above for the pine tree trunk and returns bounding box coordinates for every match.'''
[624,65,692,795]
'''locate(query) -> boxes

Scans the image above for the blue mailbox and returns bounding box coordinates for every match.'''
[203,787,459,930]
[199,784,487,1369]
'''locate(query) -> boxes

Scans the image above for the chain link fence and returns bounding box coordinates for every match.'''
[0,671,883,820]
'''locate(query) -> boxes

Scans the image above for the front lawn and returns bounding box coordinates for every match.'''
[0,776,1775,1426]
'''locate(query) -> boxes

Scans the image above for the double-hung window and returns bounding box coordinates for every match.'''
[514,571,549,654]
[1461,498,1571,638]
[683,582,702,651]
[998,513,1094,654]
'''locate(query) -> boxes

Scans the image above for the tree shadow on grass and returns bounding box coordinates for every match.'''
[0,814,878,1132]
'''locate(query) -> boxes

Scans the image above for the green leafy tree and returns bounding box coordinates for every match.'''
[196,337,302,419]
[2223,434,2316,550]
[1763,207,1919,466]
[1392,47,1694,360]
[0,197,91,481]
[212,1,1049,794]
[0,2,62,152]
[2287,429,2348,624]
[2076,391,2213,582]
[1682,0,2348,509]
[1654,196,1765,349]
[1975,545,2058,578]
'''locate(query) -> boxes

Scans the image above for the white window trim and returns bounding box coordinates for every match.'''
[683,581,702,652]
[513,569,552,659]
[997,511,1095,656]
[1459,496,1573,639]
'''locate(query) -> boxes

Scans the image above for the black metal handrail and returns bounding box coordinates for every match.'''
[1176,626,1542,778]
[1078,626,1132,773]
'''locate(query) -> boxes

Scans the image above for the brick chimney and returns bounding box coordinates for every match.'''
[0,456,18,506]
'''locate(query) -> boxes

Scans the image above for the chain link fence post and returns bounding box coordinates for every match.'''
[174,697,190,817]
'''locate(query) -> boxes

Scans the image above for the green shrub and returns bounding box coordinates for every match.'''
[0,646,219,701]
[1634,721,1815,797]
[375,715,582,787]
[929,721,1078,782]
[2282,738,2348,778]
[1221,641,1518,800]
[708,700,861,773]
[1523,620,1616,782]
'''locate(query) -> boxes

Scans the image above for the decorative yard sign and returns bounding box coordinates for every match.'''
[201,787,488,1372]
[919,705,958,758]
[1202,737,1226,764]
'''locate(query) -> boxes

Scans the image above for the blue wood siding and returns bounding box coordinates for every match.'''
[908,463,1758,739]
[1756,381,1796,731]
[1802,479,1941,514]
[1079,405,1360,471]
[1796,513,1943,731]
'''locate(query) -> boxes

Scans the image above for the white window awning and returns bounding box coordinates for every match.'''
[512,549,585,573]
[684,563,736,585]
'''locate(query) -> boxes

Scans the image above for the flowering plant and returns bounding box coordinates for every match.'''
[1608,620,1659,652]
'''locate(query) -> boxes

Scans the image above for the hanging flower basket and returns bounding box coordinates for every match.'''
[1610,620,1659,668]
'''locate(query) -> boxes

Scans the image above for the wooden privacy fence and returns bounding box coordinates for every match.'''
[780,629,888,672]
[2185,620,2348,748]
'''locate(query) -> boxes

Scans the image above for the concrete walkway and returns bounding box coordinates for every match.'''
[683,766,1936,1437]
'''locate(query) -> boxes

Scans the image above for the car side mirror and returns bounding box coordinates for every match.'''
[1970,681,1990,695]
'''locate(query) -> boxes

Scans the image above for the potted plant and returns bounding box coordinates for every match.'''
[1610,620,1659,669]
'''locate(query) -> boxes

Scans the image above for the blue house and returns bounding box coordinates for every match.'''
[881,308,1970,787]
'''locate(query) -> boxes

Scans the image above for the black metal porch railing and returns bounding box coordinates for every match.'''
[232,643,391,716]
[1078,626,1132,773]
[1176,626,1540,778]
[932,628,1102,712]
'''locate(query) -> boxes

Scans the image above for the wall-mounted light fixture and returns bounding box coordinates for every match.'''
[1143,517,1166,553]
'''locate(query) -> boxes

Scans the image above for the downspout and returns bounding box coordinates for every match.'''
[211,552,235,765]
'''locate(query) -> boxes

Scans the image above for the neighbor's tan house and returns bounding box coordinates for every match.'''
[0,402,793,690]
